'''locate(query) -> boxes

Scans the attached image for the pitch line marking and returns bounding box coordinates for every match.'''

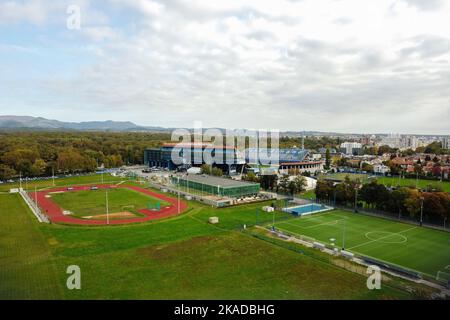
[277,218,345,230]
[275,226,308,240]
[365,231,408,244]
[347,226,417,250]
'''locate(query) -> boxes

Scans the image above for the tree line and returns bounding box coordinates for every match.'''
[315,177,450,225]
[0,131,171,180]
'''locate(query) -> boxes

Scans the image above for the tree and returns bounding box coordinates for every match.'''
[360,180,389,209]
[278,174,290,194]
[293,175,307,194]
[423,192,450,221]
[30,159,46,176]
[404,189,422,218]
[200,164,211,175]
[260,174,277,190]
[243,171,258,182]
[211,167,223,177]
[315,180,334,201]
[324,148,331,170]
[0,164,16,181]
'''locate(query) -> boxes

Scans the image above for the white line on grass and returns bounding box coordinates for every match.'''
[347,226,417,251]
[277,218,345,230]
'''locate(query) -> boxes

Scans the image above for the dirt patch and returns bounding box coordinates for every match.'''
[84,211,136,220]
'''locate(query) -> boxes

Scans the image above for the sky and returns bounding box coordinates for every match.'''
[0,0,449,134]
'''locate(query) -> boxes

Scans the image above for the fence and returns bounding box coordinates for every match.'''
[296,194,450,232]
[19,190,49,223]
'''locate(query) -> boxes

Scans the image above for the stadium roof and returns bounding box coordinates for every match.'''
[177,174,259,188]
[245,148,310,163]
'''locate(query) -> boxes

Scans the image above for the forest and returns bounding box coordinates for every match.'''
[0,131,170,180]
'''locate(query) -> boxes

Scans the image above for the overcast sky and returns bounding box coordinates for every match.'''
[0,0,449,134]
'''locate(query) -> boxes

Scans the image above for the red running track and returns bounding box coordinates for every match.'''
[31,184,188,225]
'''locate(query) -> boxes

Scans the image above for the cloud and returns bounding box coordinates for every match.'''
[402,0,444,11]
[1,0,450,134]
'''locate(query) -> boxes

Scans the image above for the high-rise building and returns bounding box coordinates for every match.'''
[340,142,362,155]
[442,137,450,149]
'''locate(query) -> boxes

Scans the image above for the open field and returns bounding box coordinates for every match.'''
[273,210,450,278]
[372,176,450,192]
[0,173,420,299]
[0,194,63,299]
[0,173,126,192]
[324,173,370,182]
[322,173,450,192]
[50,188,169,218]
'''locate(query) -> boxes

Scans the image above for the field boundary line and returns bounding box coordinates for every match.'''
[277,218,345,230]
[347,226,417,250]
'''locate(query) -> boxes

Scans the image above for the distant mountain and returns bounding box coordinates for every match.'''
[0,115,169,132]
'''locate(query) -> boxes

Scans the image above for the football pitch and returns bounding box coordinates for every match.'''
[273,210,450,278]
[50,187,169,218]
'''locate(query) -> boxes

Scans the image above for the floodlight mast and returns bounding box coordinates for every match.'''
[106,188,109,225]
[177,176,180,214]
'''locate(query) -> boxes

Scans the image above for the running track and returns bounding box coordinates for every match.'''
[31,184,188,225]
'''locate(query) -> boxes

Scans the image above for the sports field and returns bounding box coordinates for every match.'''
[322,173,450,192]
[50,188,169,218]
[273,210,450,278]
[1,173,427,299]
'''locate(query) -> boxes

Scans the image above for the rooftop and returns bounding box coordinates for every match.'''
[177,174,259,188]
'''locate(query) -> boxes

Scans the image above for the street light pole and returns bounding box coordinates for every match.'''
[342,219,346,250]
[420,197,424,227]
[106,189,109,225]
[354,187,358,213]
[177,176,180,214]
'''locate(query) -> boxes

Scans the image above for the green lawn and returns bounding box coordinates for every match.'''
[372,176,450,192]
[50,187,169,218]
[0,173,126,192]
[323,173,370,182]
[321,173,450,192]
[273,210,450,278]
[0,194,63,299]
[0,174,434,299]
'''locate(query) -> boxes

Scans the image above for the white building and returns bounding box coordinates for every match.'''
[380,133,401,148]
[442,137,450,149]
[373,164,390,175]
[340,142,362,155]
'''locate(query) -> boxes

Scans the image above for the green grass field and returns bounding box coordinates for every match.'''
[0,173,438,299]
[0,173,126,192]
[372,176,450,192]
[322,173,450,192]
[50,188,169,218]
[273,210,450,278]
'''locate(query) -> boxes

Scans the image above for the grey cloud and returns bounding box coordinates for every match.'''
[400,35,450,59]
[402,0,444,11]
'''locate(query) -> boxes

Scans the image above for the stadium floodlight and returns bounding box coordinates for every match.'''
[342,219,346,250]
[34,186,38,210]
[177,176,180,214]
[420,196,424,227]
